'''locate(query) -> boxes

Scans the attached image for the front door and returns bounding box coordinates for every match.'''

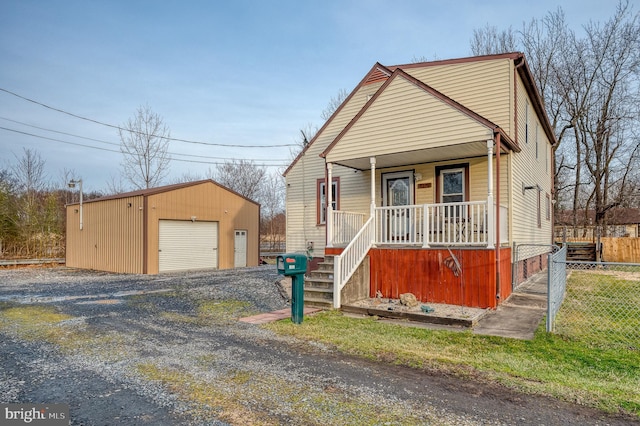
[382,171,414,241]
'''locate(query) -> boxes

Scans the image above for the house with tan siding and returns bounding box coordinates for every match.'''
[66,180,260,274]
[284,53,556,309]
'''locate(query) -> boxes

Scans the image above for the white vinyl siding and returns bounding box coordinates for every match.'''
[404,59,512,137]
[509,74,553,248]
[159,220,218,272]
[285,81,385,255]
[325,77,493,164]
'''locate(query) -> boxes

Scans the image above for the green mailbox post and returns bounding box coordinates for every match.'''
[276,253,307,324]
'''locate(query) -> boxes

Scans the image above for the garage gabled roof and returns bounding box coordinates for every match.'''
[69,179,260,206]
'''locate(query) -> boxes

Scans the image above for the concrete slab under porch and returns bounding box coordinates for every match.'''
[341,271,548,339]
[341,299,488,328]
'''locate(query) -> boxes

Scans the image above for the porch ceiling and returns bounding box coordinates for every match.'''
[330,140,504,170]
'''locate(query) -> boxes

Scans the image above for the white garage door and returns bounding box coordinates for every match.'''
[159,220,218,272]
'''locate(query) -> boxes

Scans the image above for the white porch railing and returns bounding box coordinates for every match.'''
[374,201,491,246]
[331,211,367,246]
[374,205,425,244]
[423,201,489,246]
[333,216,374,309]
[329,201,508,308]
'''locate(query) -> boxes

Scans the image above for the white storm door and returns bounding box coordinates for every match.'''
[159,220,218,272]
[382,171,414,241]
[234,230,247,268]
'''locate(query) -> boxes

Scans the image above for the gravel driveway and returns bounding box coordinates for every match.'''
[0,266,635,425]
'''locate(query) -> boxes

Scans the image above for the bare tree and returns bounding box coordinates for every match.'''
[260,170,286,251]
[557,1,640,233]
[290,88,347,160]
[169,171,204,184]
[470,24,518,55]
[471,1,640,233]
[213,159,266,201]
[104,173,128,195]
[12,148,47,195]
[10,148,48,256]
[320,88,349,121]
[119,104,171,190]
[0,168,18,256]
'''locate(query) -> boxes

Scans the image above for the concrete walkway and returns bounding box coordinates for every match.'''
[473,272,548,339]
[239,307,322,324]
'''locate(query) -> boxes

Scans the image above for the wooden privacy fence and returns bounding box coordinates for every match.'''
[600,237,640,263]
[557,237,640,263]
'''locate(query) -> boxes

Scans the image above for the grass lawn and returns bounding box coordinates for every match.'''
[555,270,640,348]
[265,274,640,417]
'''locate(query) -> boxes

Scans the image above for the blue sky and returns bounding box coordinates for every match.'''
[0,0,626,192]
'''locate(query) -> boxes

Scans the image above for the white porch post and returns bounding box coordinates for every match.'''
[370,157,377,247]
[369,157,376,217]
[486,139,495,249]
[326,162,334,248]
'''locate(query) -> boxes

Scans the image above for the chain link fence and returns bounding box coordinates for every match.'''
[512,243,558,289]
[546,245,566,332]
[547,254,640,350]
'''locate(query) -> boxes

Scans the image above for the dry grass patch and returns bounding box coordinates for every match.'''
[136,362,440,426]
[0,304,129,360]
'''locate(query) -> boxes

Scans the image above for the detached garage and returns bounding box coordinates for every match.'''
[66,180,259,274]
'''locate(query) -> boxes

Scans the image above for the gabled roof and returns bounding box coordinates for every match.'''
[283,63,393,176]
[320,68,519,160]
[68,179,260,206]
[284,53,557,176]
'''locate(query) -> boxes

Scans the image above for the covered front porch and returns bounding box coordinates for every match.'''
[320,135,513,310]
[313,68,519,310]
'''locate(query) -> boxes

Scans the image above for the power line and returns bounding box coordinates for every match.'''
[1,126,119,153]
[0,126,289,167]
[0,115,115,145]
[0,87,297,148]
[0,118,289,163]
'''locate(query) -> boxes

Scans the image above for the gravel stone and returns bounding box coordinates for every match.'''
[0,266,636,425]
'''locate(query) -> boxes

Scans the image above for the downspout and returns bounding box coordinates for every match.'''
[326,162,333,248]
[495,132,501,302]
[514,57,526,146]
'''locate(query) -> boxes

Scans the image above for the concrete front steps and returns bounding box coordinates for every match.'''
[304,256,335,308]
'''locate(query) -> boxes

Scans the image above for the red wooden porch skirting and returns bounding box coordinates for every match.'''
[325,247,512,309]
